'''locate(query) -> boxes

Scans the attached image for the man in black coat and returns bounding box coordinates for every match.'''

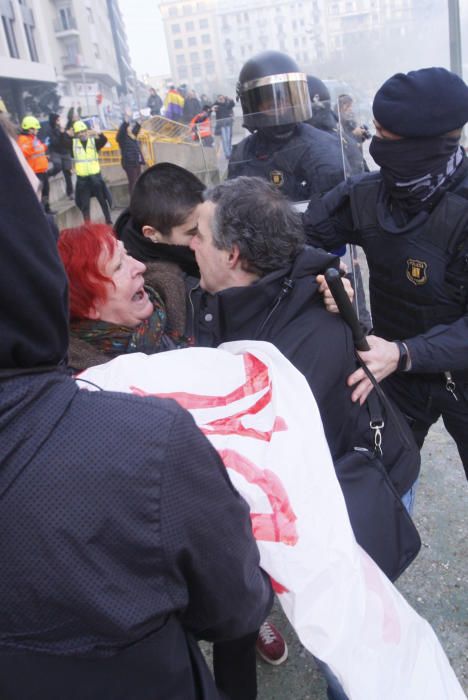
[187,176,418,493]
[0,125,273,700]
[187,174,420,700]
[303,67,468,480]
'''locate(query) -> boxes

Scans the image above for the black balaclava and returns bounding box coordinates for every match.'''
[0,128,69,370]
[370,134,463,216]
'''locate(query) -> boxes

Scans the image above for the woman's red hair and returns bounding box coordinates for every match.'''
[58,223,117,319]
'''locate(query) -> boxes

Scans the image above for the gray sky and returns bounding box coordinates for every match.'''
[119,0,170,77]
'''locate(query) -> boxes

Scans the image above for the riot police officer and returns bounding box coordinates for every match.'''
[228,51,345,201]
[304,67,468,481]
[305,75,339,134]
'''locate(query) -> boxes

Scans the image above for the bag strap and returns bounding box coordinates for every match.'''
[357,352,414,452]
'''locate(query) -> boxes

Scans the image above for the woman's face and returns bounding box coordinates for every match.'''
[92,239,154,327]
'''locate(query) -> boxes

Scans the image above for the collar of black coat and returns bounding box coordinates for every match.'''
[0,128,69,370]
[196,246,338,340]
[114,208,200,278]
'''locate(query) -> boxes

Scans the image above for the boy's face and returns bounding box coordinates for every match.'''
[143,203,202,246]
[167,204,202,245]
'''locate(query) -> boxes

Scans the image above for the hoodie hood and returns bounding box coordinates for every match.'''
[115,208,200,278]
[0,127,69,370]
[49,113,60,127]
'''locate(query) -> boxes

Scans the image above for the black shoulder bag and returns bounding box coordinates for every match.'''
[326,269,421,582]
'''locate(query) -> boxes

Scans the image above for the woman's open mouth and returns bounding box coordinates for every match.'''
[132,288,147,303]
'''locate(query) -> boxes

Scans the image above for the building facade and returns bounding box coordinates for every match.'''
[1,0,134,123]
[159,0,224,97]
[159,0,447,99]
[0,0,56,118]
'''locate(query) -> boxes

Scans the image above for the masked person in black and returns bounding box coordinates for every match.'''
[304,66,468,481]
[0,124,273,700]
[228,51,345,201]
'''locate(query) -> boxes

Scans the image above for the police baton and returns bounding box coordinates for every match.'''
[324,268,370,352]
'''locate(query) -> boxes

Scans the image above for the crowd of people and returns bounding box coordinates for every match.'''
[0,51,467,700]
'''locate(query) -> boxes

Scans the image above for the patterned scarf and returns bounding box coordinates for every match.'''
[370,134,464,215]
[71,287,191,358]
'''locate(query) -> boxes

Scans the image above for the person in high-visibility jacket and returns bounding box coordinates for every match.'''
[190,106,214,147]
[17,116,52,213]
[72,120,112,224]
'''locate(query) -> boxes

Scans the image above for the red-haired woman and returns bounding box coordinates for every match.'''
[58,223,190,370]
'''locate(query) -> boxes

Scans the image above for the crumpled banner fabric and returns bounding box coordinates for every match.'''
[79,341,465,700]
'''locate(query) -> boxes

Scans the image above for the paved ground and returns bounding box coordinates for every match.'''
[203,419,467,699]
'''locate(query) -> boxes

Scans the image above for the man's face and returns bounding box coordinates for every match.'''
[189,201,231,293]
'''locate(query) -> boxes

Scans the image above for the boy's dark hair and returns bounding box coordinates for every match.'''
[130,162,206,236]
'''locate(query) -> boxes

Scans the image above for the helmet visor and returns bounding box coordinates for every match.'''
[239,73,312,129]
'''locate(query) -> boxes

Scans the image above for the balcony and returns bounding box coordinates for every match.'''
[61,55,80,71]
[54,16,79,37]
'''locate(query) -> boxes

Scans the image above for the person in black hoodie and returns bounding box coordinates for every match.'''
[116,115,145,194]
[0,125,273,700]
[43,112,74,198]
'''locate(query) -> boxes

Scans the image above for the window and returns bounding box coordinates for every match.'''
[64,38,80,66]
[24,21,38,61]
[171,23,181,33]
[190,51,198,62]
[169,6,178,16]
[185,20,194,31]
[179,66,188,78]
[201,33,210,44]
[192,64,201,77]
[58,6,75,30]
[182,4,192,14]
[176,53,186,64]
[174,38,183,48]
[2,2,19,58]
[188,36,197,46]
[206,61,215,74]
[199,18,208,28]
[203,48,212,59]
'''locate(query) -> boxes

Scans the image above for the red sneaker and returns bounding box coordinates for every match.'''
[256,621,288,665]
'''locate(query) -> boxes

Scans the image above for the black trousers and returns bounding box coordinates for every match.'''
[75,175,112,225]
[383,372,468,478]
[50,153,74,196]
[123,164,142,194]
[213,630,258,700]
[36,171,50,209]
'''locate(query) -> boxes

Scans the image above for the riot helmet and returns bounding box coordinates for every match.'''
[306,75,338,134]
[237,51,312,132]
[306,76,331,107]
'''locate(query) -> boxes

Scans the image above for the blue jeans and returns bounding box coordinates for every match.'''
[315,658,348,700]
[220,124,232,158]
[401,479,418,516]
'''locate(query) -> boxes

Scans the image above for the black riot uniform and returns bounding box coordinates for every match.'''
[303,67,468,479]
[228,51,345,201]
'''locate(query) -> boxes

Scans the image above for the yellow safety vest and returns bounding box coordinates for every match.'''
[73,138,100,177]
